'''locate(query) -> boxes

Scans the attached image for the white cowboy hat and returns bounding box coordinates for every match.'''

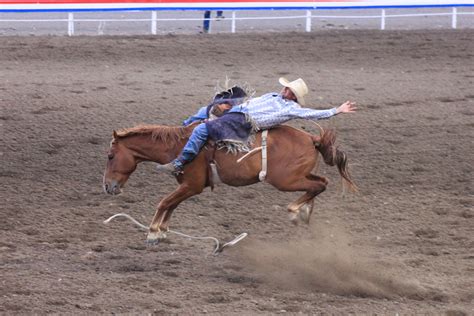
[279,77,308,105]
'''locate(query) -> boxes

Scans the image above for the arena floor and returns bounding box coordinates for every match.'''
[1,30,473,314]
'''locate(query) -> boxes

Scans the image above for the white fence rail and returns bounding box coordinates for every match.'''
[1,8,473,36]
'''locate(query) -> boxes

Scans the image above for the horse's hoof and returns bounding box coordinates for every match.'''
[289,213,299,225]
[145,237,160,246]
[146,231,167,245]
[299,204,311,224]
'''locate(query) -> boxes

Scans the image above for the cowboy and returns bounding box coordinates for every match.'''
[160,77,357,175]
[182,85,247,126]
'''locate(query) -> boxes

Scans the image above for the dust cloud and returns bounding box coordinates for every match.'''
[233,222,430,300]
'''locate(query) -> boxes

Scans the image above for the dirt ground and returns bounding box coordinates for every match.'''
[1,30,473,315]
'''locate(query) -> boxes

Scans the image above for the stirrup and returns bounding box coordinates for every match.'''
[172,169,184,176]
[156,163,183,176]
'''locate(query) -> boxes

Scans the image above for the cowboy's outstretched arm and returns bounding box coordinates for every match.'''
[287,103,338,120]
[182,106,209,126]
[287,100,357,121]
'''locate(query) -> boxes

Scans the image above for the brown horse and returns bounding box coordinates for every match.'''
[103,122,356,244]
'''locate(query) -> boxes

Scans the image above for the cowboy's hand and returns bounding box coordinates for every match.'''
[336,101,357,114]
[211,103,232,117]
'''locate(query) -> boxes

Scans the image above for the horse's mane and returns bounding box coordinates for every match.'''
[116,124,194,146]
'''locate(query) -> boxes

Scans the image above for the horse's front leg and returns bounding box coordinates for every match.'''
[146,183,203,244]
[146,201,169,244]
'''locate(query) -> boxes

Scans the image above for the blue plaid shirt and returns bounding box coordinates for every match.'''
[183,92,337,129]
[230,93,337,129]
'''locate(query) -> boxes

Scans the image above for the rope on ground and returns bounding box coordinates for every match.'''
[103,213,248,255]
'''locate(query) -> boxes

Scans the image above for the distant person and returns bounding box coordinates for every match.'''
[203,10,225,33]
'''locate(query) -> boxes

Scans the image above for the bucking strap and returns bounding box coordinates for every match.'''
[204,142,217,191]
[258,130,268,182]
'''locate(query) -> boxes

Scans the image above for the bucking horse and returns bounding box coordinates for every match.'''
[103,122,356,244]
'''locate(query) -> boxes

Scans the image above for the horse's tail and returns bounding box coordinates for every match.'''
[312,128,358,192]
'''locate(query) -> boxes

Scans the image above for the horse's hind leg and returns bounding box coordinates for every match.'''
[282,174,328,224]
[287,193,318,225]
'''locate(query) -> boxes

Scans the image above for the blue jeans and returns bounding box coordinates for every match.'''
[174,122,209,168]
[173,113,250,170]
[203,11,211,33]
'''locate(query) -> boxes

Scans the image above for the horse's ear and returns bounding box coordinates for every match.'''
[113,130,118,139]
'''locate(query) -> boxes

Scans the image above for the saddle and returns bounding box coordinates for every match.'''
[204,130,269,190]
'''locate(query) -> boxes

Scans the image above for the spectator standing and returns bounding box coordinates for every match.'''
[203,10,225,33]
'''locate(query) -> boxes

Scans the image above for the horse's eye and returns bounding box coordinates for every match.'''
[108,153,114,160]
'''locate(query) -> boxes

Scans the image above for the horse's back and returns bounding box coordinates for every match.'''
[212,125,318,187]
[267,125,316,147]
[266,125,319,177]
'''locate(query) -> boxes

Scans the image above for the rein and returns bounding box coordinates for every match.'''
[103,213,247,255]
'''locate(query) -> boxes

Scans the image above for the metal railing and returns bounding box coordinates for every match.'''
[0,7,473,36]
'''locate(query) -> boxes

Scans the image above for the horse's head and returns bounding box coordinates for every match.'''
[103,131,137,195]
[103,124,195,194]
